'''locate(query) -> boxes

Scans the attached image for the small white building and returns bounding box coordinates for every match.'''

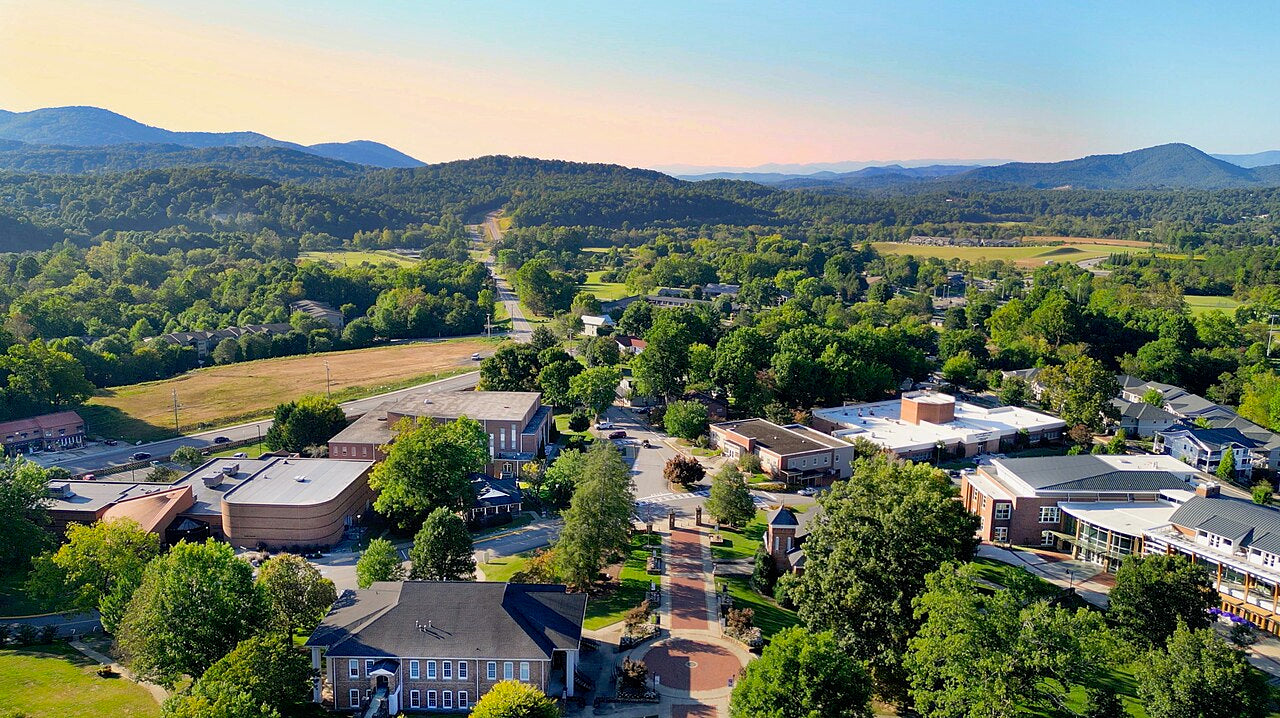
[580,314,614,337]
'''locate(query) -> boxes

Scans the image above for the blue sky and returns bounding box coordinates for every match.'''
[1,1,1277,168]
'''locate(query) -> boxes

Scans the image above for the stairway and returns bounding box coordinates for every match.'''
[361,686,389,718]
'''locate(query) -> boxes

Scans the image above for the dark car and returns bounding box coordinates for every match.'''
[213,436,231,444]
[130,451,152,461]
[608,430,628,440]
[103,439,118,446]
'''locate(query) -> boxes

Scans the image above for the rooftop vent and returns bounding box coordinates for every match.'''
[294,475,308,483]
[48,482,73,499]
[222,463,239,476]
[203,474,222,488]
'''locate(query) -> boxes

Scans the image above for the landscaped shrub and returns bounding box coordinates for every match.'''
[14,624,37,646]
[568,407,590,432]
[738,453,762,474]
[37,624,57,644]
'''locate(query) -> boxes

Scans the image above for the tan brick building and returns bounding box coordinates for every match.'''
[306,582,587,714]
[709,418,853,486]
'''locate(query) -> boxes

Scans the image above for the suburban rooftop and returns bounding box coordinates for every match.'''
[713,418,847,455]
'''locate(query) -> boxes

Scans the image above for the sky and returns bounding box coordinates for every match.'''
[1,0,1278,170]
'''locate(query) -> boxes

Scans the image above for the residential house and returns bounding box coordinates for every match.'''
[681,391,729,422]
[0,411,86,456]
[468,472,522,527]
[1155,426,1258,479]
[305,581,587,714]
[702,283,740,299]
[153,322,293,359]
[580,315,614,337]
[812,391,1065,463]
[960,454,1203,547]
[613,335,647,356]
[709,418,853,486]
[291,300,345,330]
[1111,398,1181,438]
[329,390,552,479]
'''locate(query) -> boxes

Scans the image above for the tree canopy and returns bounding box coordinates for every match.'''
[356,537,405,589]
[262,395,348,453]
[555,443,635,590]
[369,416,488,528]
[409,506,476,581]
[730,626,872,718]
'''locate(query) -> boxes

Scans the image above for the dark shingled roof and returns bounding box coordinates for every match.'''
[996,455,1191,492]
[1169,496,1280,554]
[767,506,799,527]
[306,582,586,660]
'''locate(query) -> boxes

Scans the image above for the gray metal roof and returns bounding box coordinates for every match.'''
[1169,496,1280,553]
[996,455,1189,492]
[307,582,586,660]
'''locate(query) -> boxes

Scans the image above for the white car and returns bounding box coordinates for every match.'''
[595,421,614,430]
[797,486,818,496]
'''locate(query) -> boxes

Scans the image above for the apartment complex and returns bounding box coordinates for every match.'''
[812,391,1065,463]
[1155,426,1261,479]
[306,581,587,714]
[960,454,1201,546]
[0,410,86,456]
[45,457,374,549]
[329,390,552,479]
[152,322,293,359]
[709,418,853,486]
[290,299,345,329]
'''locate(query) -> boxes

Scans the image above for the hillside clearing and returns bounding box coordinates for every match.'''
[81,338,496,442]
[872,241,1145,267]
[299,249,418,266]
[579,270,632,301]
[1185,295,1242,315]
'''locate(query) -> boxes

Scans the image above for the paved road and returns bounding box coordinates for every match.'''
[34,370,481,475]
[468,212,532,342]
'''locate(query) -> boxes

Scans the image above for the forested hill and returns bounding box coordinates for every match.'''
[0,142,372,182]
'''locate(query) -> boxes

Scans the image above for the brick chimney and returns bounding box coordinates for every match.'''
[1195,481,1220,498]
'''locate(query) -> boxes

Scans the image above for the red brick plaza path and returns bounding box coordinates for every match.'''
[636,523,750,714]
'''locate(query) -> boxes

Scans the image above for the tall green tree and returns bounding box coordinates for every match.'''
[162,633,310,718]
[555,443,635,590]
[479,343,542,392]
[904,563,1113,718]
[537,359,583,408]
[118,540,262,687]
[0,457,53,569]
[1108,554,1216,650]
[1036,355,1120,432]
[568,365,621,419]
[26,518,160,615]
[705,465,755,528]
[730,626,872,718]
[255,553,336,635]
[794,457,980,705]
[632,313,692,399]
[409,507,476,581]
[370,416,488,529]
[470,680,561,718]
[355,537,405,589]
[1136,623,1271,718]
[262,395,347,452]
[662,399,710,440]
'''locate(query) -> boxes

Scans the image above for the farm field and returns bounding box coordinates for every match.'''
[1185,295,1242,315]
[81,338,497,442]
[299,249,418,266]
[1020,236,1158,248]
[873,241,1145,267]
[0,644,160,718]
[579,270,631,301]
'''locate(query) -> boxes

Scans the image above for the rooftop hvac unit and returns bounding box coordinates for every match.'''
[48,482,73,498]
[222,463,239,476]
[294,475,308,483]
[203,474,222,488]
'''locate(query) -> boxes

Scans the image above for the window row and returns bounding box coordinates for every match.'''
[407,659,468,681]
[407,689,469,710]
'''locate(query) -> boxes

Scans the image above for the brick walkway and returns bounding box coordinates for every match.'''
[667,526,714,631]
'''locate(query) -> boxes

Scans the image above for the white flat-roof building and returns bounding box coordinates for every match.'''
[812,391,1066,463]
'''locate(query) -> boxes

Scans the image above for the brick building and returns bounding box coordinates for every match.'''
[709,418,853,486]
[0,411,86,456]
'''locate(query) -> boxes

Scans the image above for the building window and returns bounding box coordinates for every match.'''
[409,660,419,680]
[1038,507,1060,524]
[503,662,514,680]
[443,661,452,680]
[487,662,497,680]
[410,690,420,708]
[348,659,359,678]
[427,660,437,679]
[459,691,469,709]
[994,527,1009,543]
[365,659,373,676]
[1041,531,1055,547]
[994,503,1011,521]
[519,662,530,682]
[427,690,437,709]
[458,661,468,680]
[981,495,988,510]
[443,690,453,709]
[349,689,360,709]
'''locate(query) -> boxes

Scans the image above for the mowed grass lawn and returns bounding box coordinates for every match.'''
[711,510,767,560]
[578,271,632,301]
[298,249,418,266]
[1185,295,1242,315]
[0,644,160,718]
[584,533,660,630]
[82,338,496,442]
[873,241,1143,268]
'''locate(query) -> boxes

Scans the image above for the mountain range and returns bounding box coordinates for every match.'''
[0,106,424,168]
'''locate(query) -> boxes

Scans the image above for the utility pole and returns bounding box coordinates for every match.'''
[172,389,180,434]
[485,312,492,338]
[324,360,331,399]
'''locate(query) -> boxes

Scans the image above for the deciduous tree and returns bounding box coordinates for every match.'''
[479,342,542,392]
[26,518,160,616]
[1136,623,1270,718]
[356,537,405,589]
[569,365,621,419]
[662,399,709,440]
[705,465,755,528]
[370,416,488,528]
[1108,554,1216,650]
[730,627,872,718]
[470,680,560,718]
[409,507,476,581]
[255,553,336,635]
[263,395,347,453]
[1036,356,1120,432]
[0,457,53,569]
[663,455,705,489]
[162,633,310,718]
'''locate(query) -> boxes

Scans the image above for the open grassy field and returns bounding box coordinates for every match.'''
[578,270,631,301]
[0,644,160,717]
[873,241,1144,268]
[1185,295,1242,315]
[478,551,534,582]
[715,574,801,639]
[81,338,496,442]
[1021,236,1157,248]
[298,249,418,267]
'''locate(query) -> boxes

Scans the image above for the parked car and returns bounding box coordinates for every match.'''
[103,439,118,446]
[131,451,151,461]
[233,452,248,459]
[471,352,482,361]
[81,473,95,481]
[213,436,231,444]
[797,486,818,496]
[595,421,614,430]
[149,460,162,467]
[608,430,628,440]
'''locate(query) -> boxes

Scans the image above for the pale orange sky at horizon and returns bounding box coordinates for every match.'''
[2,1,1273,169]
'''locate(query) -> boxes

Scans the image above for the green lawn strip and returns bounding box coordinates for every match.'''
[0,644,160,717]
[207,440,270,459]
[583,533,660,630]
[710,511,767,561]
[967,557,1058,598]
[478,551,534,583]
[578,271,632,301]
[715,573,800,639]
